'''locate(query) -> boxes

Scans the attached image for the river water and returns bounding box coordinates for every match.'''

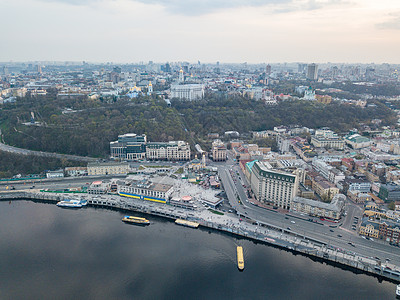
[0,201,396,300]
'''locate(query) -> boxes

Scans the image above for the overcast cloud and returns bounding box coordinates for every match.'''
[0,0,399,63]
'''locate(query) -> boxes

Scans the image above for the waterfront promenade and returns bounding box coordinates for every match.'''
[1,190,399,283]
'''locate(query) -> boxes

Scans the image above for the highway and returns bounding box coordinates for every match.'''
[0,141,97,162]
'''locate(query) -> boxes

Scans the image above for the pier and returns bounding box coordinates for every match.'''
[1,190,400,284]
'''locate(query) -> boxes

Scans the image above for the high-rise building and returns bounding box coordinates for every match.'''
[250,161,298,209]
[113,66,122,73]
[266,64,271,75]
[298,63,307,73]
[307,63,318,80]
[164,63,171,73]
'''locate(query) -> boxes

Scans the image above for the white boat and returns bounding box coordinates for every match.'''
[396,284,400,298]
[56,199,84,208]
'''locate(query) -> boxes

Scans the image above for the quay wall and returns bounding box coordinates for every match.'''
[1,191,399,284]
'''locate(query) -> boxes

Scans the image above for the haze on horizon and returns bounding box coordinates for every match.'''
[1,0,400,64]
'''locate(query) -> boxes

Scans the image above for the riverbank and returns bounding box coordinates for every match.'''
[1,190,399,284]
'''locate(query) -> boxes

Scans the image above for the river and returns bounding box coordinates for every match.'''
[0,201,396,299]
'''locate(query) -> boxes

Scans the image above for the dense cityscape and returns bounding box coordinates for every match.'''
[2,0,400,298]
[1,60,400,296]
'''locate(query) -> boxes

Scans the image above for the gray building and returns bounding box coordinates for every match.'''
[307,63,318,80]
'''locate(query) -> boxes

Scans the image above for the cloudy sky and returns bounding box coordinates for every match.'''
[1,0,399,63]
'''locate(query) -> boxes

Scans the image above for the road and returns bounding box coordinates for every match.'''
[0,141,97,162]
[217,155,400,267]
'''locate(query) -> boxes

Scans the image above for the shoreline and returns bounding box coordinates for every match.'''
[1,190,400,285]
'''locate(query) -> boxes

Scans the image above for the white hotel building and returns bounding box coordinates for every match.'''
[250,161,298,210]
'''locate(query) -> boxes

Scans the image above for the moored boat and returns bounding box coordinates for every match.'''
[122,216,150,225]
[396,284,400,298]
[56,200,83,208]
[175,219,199,228]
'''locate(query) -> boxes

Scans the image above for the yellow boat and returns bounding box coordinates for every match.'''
[122,216,150,225]
[237,246,244,271]
[175,219,199,228]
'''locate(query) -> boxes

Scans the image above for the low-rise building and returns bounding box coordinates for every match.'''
[87,162,130,176]
[378,183,400,202]
[311,128,344,150]
[65,167,88,177]
[344,134,372,149]
[169,195,197,210]
[46,169,64,178]
[146,141,191,161]
[311,177,339,201]
[347,191,372,203]
[211,139,227,161]
[87,180,108,194]
[379,221,400,245]
[291,194,346,220]
[118,178,174,203]
[359,219,380,238]
[342,178,371,194]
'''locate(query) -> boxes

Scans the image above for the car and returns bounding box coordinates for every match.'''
[375,256,380,260]
[330,229,334,232]
[285,217,289,219]
[337,234,342,237]
[291,221,296,224]
[385,258,391,261]
[348,242,355,247]
[287,227,291,230]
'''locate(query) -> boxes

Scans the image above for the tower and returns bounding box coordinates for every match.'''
[148,81,153,95]
[179,68,184,83]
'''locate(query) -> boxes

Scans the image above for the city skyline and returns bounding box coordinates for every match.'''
[1,0,400,63]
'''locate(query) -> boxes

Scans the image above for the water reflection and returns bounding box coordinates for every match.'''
[0,201,394,299]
